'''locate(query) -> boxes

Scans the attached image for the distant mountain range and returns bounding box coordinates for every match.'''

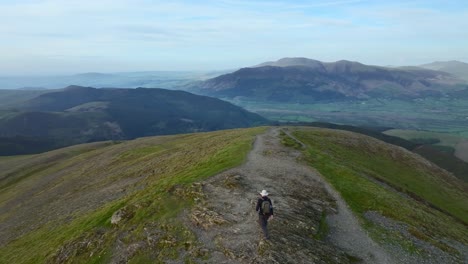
[2,58,467,155]
[0,86,267,155]
[187,57,467,102]
[419,60,468,81]
[0,70,230,90]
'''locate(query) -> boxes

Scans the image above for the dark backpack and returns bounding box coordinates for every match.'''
[261,200,271,215]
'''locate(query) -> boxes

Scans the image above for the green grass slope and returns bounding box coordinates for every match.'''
[291,127,468,255]
[0,127,266,263]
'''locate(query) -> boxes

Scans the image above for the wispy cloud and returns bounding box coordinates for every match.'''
[219,0,364,9]
[0,0,466,74]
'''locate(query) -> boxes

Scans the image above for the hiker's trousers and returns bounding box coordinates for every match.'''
[258,214,270,239]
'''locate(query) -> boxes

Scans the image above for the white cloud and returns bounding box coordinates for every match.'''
[0,0,466,74]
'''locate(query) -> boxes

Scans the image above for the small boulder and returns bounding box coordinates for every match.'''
[111,207,134,225]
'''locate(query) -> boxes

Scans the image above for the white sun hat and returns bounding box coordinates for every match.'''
[259,190,269,196]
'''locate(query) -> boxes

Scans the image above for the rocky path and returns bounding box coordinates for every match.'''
[184,128,394,263]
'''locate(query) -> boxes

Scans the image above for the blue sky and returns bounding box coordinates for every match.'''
[0,0,467,75]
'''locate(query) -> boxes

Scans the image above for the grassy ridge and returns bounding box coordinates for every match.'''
[290,124,468,182]
[0,127,266,263]
[292,127,468,252]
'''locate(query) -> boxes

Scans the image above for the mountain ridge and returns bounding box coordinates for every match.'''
[254,57,379,71]
[419,60,468,81]
[188,57,465,102]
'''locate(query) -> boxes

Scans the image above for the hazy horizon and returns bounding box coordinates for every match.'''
[1,58,468,77]
[1,0,467,75]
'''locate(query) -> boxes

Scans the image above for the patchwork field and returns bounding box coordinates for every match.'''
[229,98,468,137]
[384,129,464,147]
[384,129,468,162]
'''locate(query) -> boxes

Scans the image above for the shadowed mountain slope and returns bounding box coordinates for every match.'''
[0,86,267,155]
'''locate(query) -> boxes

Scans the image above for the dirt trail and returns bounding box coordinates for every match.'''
[184,128,394,263]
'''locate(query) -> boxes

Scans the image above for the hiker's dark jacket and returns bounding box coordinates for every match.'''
[256,196,273,215]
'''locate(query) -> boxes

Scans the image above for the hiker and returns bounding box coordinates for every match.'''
[256,189,274,239]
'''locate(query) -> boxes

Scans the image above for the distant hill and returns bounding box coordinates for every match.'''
[0,89,53,108]
[188,58,466,102]
[0,86,267,155]
[419,60,468,81]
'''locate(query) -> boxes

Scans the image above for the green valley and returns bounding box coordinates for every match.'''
[230,98,468,136]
